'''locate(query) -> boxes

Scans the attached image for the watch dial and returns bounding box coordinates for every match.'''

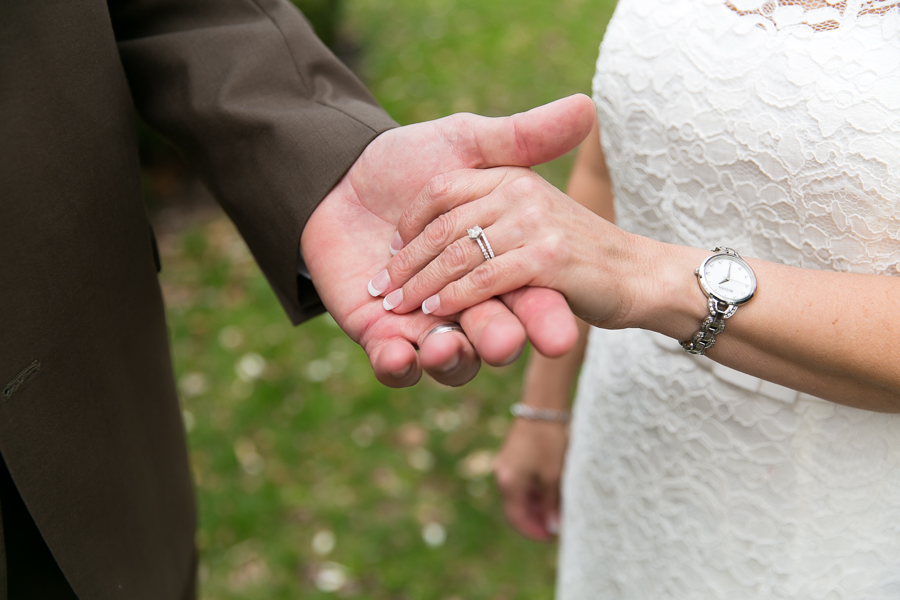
[703,255,755,303]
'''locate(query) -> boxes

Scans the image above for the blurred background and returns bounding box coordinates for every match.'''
[143,0,616,598]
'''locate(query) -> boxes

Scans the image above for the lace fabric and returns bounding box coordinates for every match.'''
[558,1,900,598]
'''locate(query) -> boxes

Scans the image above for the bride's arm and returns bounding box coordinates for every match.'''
[494,125,612,540]
[373,137,900,413]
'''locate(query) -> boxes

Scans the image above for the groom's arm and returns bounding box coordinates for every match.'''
[109,0,397,323]
[108,0,587,386]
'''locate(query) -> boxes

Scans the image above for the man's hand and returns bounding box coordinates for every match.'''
[301,94,595,387]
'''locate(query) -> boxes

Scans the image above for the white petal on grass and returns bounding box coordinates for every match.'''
[422,522,446,548]
[408,448,435,472]
[315,562,349,592]
[312,529,336,556]
[458,449,495,480]
[351,424,375,448]
[236,353,266,382]
[434,409,462,432]
[218,325,245,350]
[233,438,264,476]
[306,359,332,383]
[179,372,209,397]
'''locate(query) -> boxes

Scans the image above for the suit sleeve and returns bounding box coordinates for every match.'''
[108,0,398,324]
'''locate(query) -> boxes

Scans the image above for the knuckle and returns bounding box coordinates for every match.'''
[424,212,456,250]
[390,248,417,280]
[422,173,454,204]
[542,233,566,264]
[442,241,470,271]
[396,211,415,241]
[468,263,496,293]
[494,466,515,489]
[509,173,542,197]
[521,203,547,229]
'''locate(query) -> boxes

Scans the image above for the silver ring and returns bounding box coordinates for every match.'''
[467,225,495,260]
[425,323,464,339]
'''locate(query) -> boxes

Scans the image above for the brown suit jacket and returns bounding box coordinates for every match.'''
[0,0,396,597]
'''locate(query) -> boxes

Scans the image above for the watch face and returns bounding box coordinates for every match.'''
[701,254,756,304]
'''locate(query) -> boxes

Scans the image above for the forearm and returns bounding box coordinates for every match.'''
[632,238,900,412]
[519,126,608,410]
[520,319,590,410]
[110,0,396,324]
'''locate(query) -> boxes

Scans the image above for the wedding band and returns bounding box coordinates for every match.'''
[425,323,464,339]
[467,225,494,260]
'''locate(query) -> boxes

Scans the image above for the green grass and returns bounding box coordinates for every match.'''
[162,1,617,598]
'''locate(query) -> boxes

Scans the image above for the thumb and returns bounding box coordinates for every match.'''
[454,94,596,169]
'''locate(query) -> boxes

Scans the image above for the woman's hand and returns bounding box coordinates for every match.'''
[493,418,569,541]
[367,166,651,329]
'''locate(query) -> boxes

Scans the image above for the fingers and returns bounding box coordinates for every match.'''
[366,296,531,387]
[417,324,481,387]
[545,478,562,536]
[495,466,552,541]
[394,168,513,250]
[385,226,504,315]
[368,338,422,388]
[455,94,597,169]
[500,287,578,358]
[419,250,537,318]
[458,298,527,366]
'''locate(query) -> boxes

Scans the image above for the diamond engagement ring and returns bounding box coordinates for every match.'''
[467,225,494,260]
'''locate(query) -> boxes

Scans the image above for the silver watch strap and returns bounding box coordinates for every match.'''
[680,298,732,355]
[681,247,743,356]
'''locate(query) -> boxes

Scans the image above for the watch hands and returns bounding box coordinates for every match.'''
[719,262,733,285]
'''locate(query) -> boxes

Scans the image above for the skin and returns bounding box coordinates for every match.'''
[494,121,613,541]
[374,117,900,410]
[302,94,596,387]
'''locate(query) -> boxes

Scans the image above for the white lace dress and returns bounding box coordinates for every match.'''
[558,1,900,598]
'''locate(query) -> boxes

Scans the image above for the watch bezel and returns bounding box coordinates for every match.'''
[697,252,757,305]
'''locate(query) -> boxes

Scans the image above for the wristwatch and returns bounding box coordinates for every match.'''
[681,247,756,355]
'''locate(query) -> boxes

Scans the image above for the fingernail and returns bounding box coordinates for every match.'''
[439,352,461,374]
[390,231,404,256]
[546,513,560,535]
[383,289,403,311]
[367,269,390,297]
[390,364,412,379]
[500,342,528,366]
[422,295,440,315]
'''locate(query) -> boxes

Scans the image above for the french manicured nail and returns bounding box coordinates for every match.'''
[390,231,404,256]
[390,364,412,379]
[383,289,403,311]
[367,269,390,297]
[438,352,461,374]
[422,295,440,315]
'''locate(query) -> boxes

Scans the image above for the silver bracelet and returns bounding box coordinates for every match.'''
[510,403,571,423]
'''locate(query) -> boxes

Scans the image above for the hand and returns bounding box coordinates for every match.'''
[493,418,568,541]
[301,95,596,387]
[373,165,647,329]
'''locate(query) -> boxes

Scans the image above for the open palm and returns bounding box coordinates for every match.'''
[301,95,596,387]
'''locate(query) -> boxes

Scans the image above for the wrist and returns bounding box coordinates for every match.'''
[510,403,571,423]
[626,239,710,341]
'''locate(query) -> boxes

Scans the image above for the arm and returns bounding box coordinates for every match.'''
[109,0,597,386]
[493,124,611,540]
[378,131,900,410]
